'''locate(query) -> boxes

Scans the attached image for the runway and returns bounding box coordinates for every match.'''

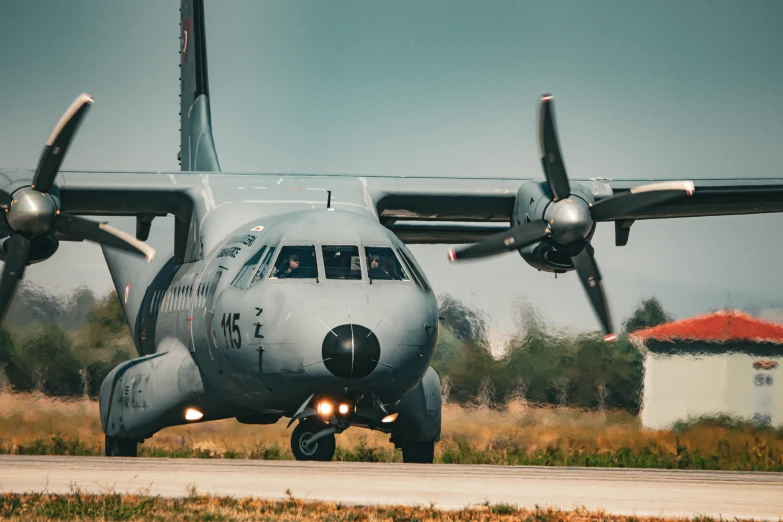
[1,457,782,520]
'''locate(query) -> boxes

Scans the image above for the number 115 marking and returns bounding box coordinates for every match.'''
[220,312,241,349]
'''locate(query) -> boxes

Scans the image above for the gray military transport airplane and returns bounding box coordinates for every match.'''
[1,0,783,462]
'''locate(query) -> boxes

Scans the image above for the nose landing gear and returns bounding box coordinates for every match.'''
[291,418,337,461]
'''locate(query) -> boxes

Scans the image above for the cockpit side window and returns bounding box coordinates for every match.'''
[397,247,431,292]
[249,246,277,287]
[270,245,318,280]
[365,246,409,281]
[322,246,362,280]
[231,246,267,289]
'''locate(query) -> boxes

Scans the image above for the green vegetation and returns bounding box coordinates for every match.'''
[0,491,759,521]
[433,295,674,412]
[0,285,134,397]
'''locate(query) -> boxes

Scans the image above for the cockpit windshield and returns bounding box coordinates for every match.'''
[322,246,362,280]
[365,246,409,281]
[270,245,318,279]
[250,246,276,287]
[231,246,267,289]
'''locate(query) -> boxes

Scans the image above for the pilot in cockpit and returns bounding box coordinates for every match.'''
[276,254,300,279]
[368,254,392,280]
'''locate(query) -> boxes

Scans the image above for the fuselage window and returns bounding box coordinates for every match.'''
[365,246,409,281]
[231,245,268,289]
[397,248,431,292]
[270,245,318,280]
[250,246,277,287]
[322,246,362,280]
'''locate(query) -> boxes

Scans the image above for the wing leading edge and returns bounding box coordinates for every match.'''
[6,169,782,251]
[371,176,783,243]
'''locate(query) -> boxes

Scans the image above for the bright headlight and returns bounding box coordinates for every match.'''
[317,401,332,416]
[185,408,203,421]
[338,403,350,415]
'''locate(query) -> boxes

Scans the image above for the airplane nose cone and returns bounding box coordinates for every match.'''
[321,324,380,379]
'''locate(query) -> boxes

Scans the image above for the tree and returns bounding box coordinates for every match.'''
[437,294,488,346]
[622,296,673,333]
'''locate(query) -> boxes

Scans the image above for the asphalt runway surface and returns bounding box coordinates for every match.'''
[1,456,782,520]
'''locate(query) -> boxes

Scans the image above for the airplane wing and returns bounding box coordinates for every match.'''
[367,176,783,244]
[6,168,783,250]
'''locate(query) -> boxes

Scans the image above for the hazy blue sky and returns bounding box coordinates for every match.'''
[1,1,782,342]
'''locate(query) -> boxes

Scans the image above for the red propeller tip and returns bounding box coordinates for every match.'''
[603,333,618,343]
[541,94,553,101]
[447,249,457,263]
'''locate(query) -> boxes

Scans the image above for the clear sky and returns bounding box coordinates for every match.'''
[1,1,782,342]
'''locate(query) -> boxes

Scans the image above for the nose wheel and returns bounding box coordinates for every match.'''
[291,418,336,461]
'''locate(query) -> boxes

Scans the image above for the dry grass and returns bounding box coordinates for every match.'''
[0,491,754,522]
[2,392,783,470]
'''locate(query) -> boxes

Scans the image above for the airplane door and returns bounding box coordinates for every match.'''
[205,270,224,373]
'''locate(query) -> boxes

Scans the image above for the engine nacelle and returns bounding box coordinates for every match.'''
[513,181,597,273]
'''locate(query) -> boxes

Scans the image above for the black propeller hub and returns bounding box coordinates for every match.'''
[6,187,57,237]
[544,197,593,245]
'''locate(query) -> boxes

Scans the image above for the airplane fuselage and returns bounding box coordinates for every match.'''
[130,208,438,421]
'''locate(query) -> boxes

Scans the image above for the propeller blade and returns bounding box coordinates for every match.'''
[0,235,31,326]
[539,94,571,201]
[448,220,550,262]
[570,243,617,342]
[590,181,695,221]
[54,214,156,261]
[32,93,93,193]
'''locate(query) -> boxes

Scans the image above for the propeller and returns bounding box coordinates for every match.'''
[448,94,696,341]
[0,93,155,326]
[447,219,551,262]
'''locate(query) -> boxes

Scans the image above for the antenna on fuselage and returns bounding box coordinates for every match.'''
[327,190,332,209]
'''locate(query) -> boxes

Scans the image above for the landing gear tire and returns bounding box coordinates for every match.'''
[402,441,435,464]
[104,436,138,457]
[291,418,336,462]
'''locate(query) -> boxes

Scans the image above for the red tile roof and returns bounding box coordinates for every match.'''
[630,310,783,344]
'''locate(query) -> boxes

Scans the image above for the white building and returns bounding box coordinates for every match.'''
[631,310,783,429]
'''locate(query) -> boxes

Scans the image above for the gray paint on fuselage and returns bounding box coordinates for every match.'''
[107,205,437,419]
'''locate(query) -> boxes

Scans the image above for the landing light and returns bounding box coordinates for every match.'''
[317,401,332,416]
[185,408,203,421]
[381,413,398,423]
[338,403,350,415]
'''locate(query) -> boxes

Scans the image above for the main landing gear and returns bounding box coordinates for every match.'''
[401,441,435,464]
[105,436,139,457]
[291,418,337,461]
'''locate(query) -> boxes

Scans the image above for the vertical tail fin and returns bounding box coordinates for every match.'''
[179,0,221,171]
